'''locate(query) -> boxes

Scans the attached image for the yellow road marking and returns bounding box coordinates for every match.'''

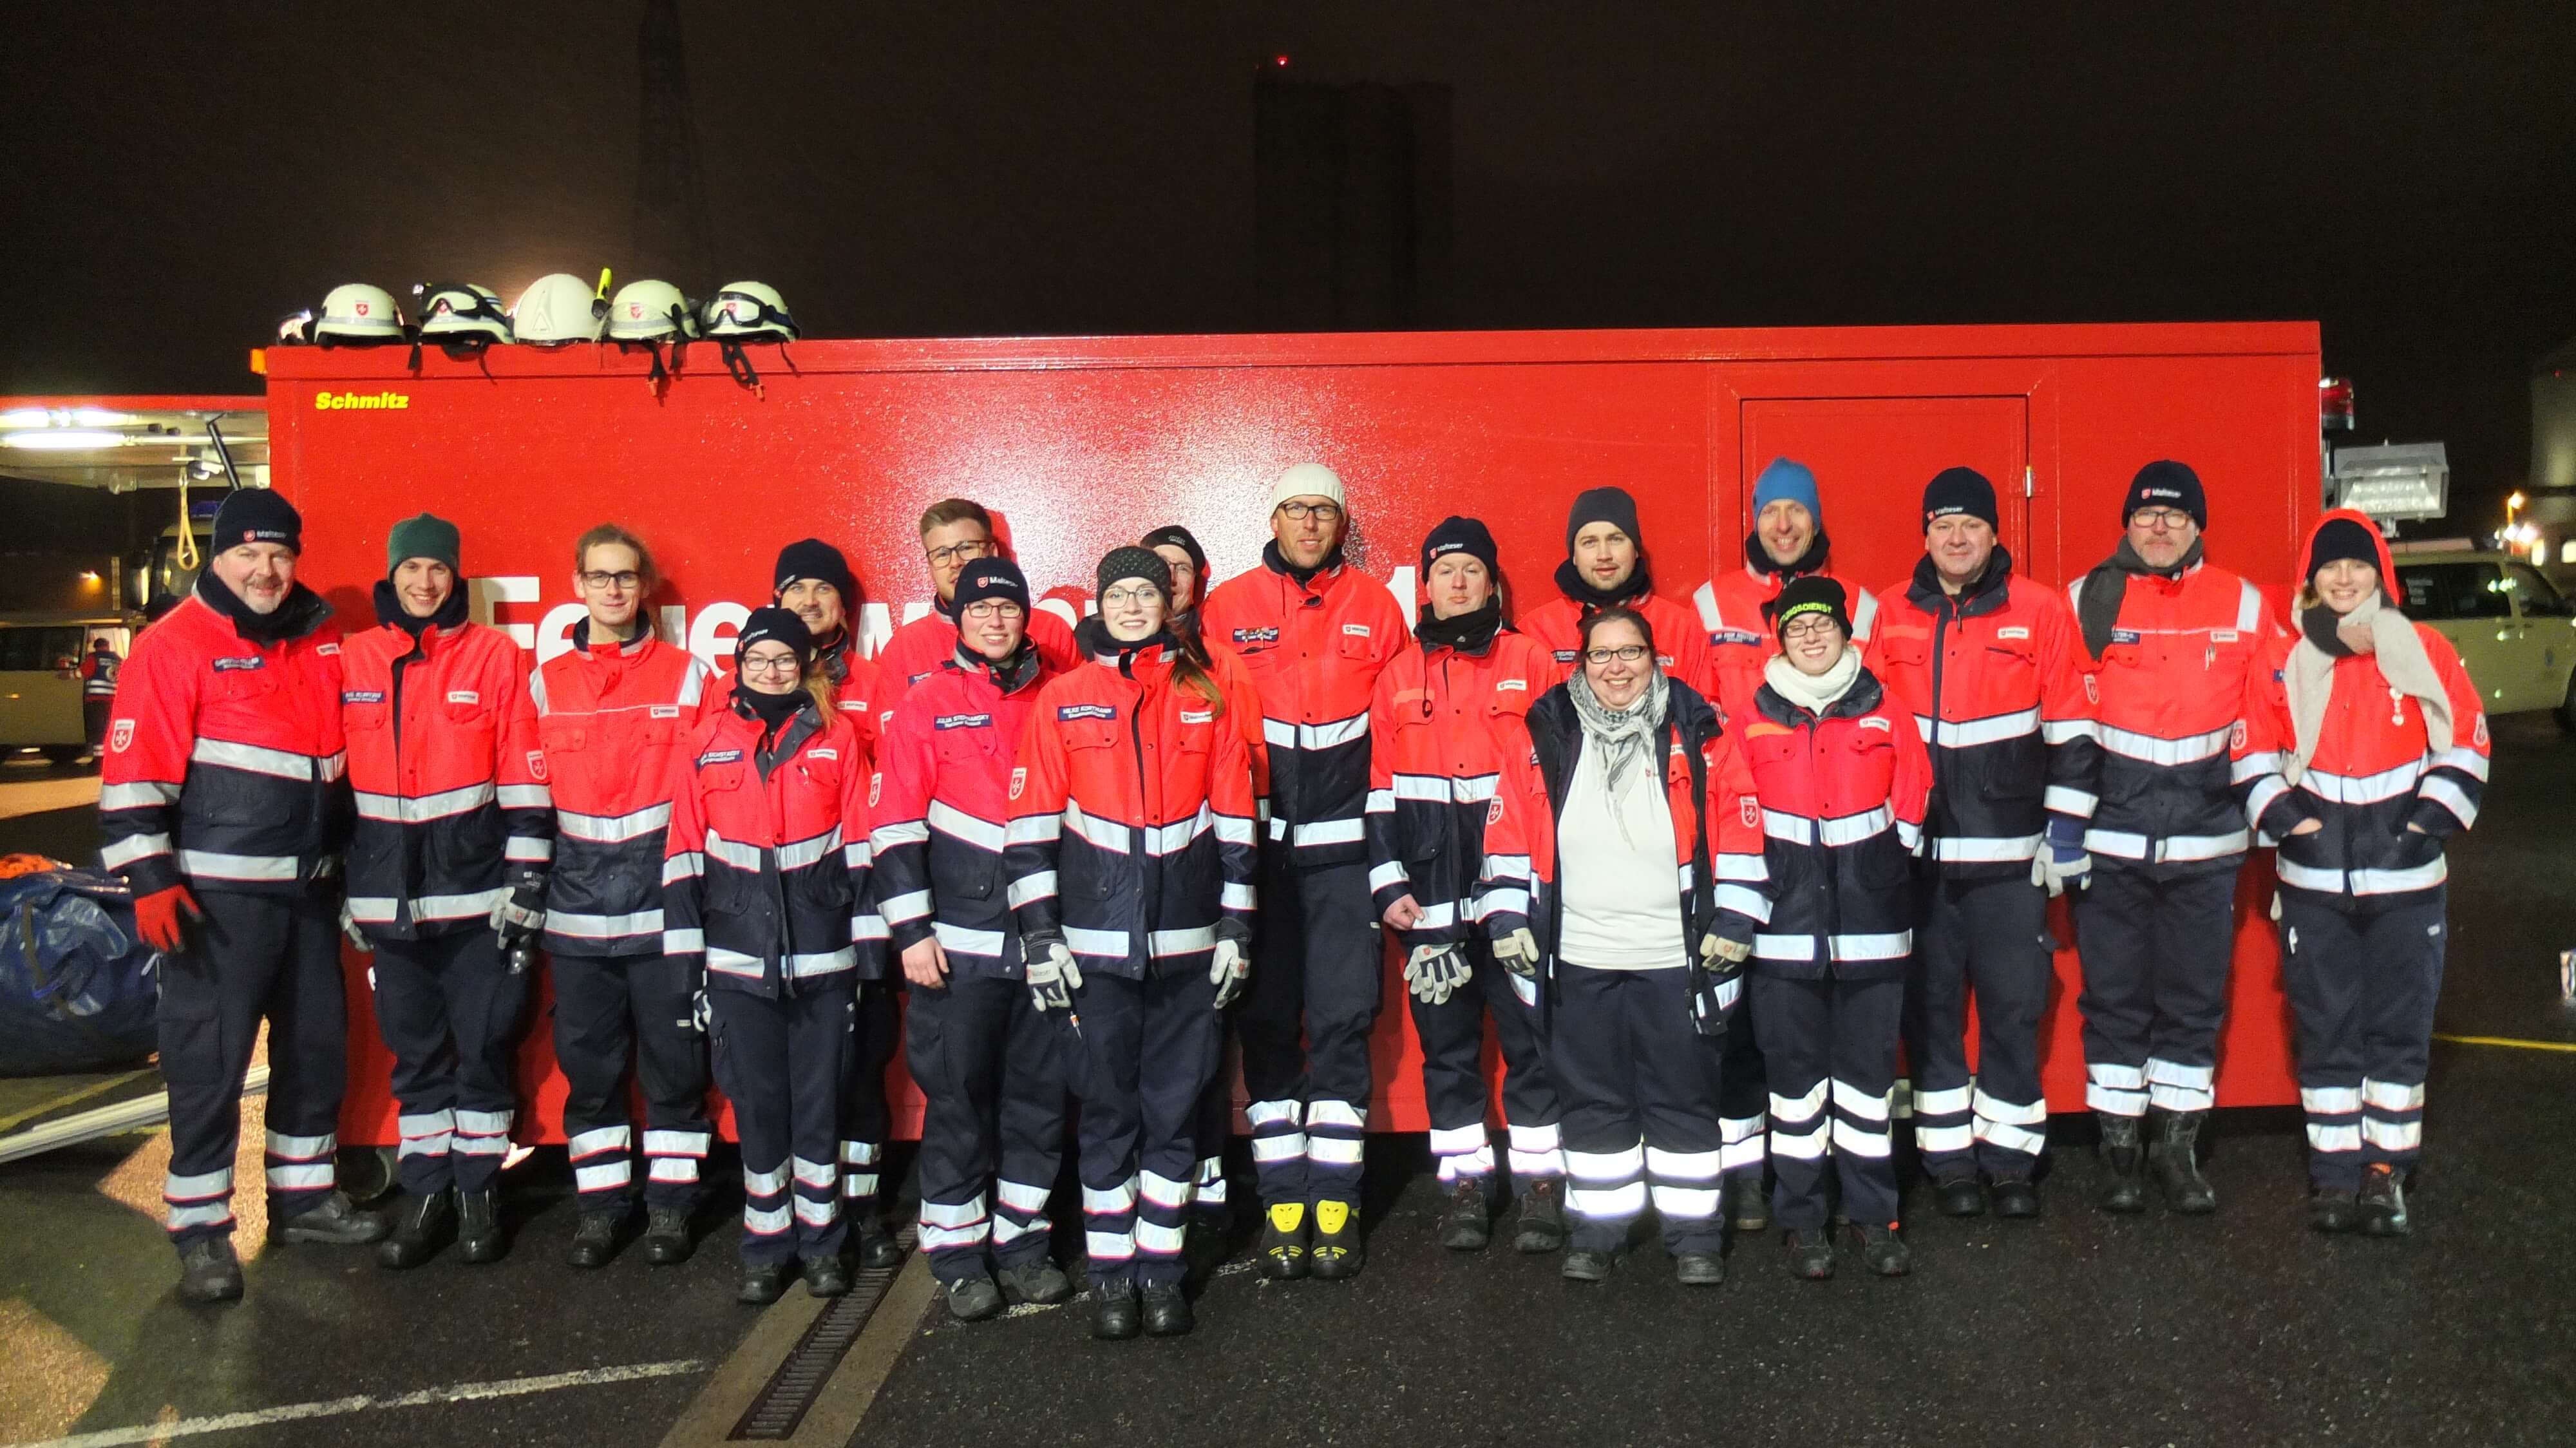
[2434,1033,2576,1054]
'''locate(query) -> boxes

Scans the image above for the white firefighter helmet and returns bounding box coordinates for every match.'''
[511,272,607,345]
[413,283,513,346]
[701,282,800,342]
[605,280,697,342]
[311,283,405,345]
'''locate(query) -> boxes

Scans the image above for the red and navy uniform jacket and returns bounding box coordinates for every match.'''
[1365,628,1552,948]
[533,621,717,956]
[2070,560,2278,873]
[99,588,349,898]
[817,630,884,757]
[341,613,553,938]
[81,650,120,698]
[1521,591,1716,700]
[869,647,1057,978]
[1476,679,1771,958]
[1864,551,2101,879]
[2233,511,2487,906]
[663,695,884,996]
[1736,668,1931,979]
[1694,562,1880,727]
[1007,645,1260,978]
[1200,552,1406,868]
[873,601,1081,701]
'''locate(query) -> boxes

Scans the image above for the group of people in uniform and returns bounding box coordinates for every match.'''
[97,455,2486,1337]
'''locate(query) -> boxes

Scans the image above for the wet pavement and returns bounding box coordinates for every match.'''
[2,716,2571,1447]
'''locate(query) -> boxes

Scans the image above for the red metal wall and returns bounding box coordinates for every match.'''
[261,322,2322,1141]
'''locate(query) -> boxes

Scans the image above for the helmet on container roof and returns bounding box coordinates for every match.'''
[511,272,607,345]
[310,283,405,346]
[701,282,799,342]
[413,283,513,347]
[606,280,697,342]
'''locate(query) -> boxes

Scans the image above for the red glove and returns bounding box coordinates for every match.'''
[135,884,202,954]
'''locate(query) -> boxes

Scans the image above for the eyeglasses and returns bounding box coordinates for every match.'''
[1278,501,1343,522]
[1100,586,1163,608]
[578,570,641,591]
[1582,645,1651,665]
[960,600,1025,622]
[1781,616,1841,641]
[2130,509,2195,531]
[925,538,994,567]
[739,654,802,676]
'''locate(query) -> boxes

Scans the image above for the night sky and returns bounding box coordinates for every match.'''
[8,3,2574,526]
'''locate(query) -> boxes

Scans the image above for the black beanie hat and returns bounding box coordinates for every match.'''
[1421,515,1499,578]
[773,538,857,603]
[1096,546,1173,600]
[734,605,815,667]
[2124,461,2207,531]
[1139,524,1208,582]
[953,557,1031,615]
[2306,517,2382,582]
[1564,486,1643,553]
[211,488,304,555]
[1922,467,1999,531]
[1765,575,1852,642]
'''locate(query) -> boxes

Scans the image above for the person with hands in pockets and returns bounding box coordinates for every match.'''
[1474,604,1771,1286]
[1734,577,1931,1281]
[1007,546,1259,1340]
[1365,517,1567,1255]
[339,514,553,1272]
[662,608,884,1306]
[868,557,1074,1322]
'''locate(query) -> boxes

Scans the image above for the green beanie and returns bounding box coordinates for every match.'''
[386,513,461,575]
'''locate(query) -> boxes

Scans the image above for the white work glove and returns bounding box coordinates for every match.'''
[1405,943,1472,1006]
[1209,937,1249,1010]
[1700,932,1752,966]
[692,988,710,1033]
[338,898,374,955]
[1489,926,1543,981]
[490,895,545,937]
[1023,935,1082,1013]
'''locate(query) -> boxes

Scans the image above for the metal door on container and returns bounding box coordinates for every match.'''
[1734,397,2029,598]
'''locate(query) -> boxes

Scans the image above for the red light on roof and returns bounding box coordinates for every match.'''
[1273,54,1291,67]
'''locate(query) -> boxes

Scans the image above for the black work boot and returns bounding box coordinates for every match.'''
[566,1212,622,1269]
[996,1258,1074,1305]
[1307,1199,1364,1280]
[177,1236,245,1303]
[640,1206,695,1266]
[1723,1170,1770,1234]
[376,1189,455,1270]
[2151,1110,2218,1215]
[738,1260,791,1305]
[849,1216,903,1270]
[942,1275,1003,1322]
[1091,1278,1142,1340]
[2098,1114,2148,1215]
[1512,1179,1567,1253]
[269,1190,388,1246]
[802,1255,851,1297]
[1933,1177,1987,1217]
[2309,1186,2363,1234]
[1782,1229,1835,1281]
[1256,1201,1309,1280]
[455,1186,506,1264]
[1560,1248,1614,1282]
[2359,1163,2410,1237]
[1141,1281,1195,1337]
[1673,1250,1725,1286]
[1844,1221,1911,1277]
[1439,1177,1495,1252]
[1991,1176,2042,1219]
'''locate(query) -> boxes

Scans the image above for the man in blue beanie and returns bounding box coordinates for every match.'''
[1695,457,1881,727]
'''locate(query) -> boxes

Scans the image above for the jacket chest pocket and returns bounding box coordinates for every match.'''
[1063,718,1121,754]
[537,716,587,756]
[1336,630,1377,663]
[933,727,996,770]
[343,700,391,737]
[217,665,279,705]
[1839,729,1896,797]
[1876,633,1931,670]
[699,761,748,799]
[1981,631,2039,679]
[442,692,497,754]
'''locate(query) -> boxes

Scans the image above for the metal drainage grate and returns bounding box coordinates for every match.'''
[728,1227,917,1440]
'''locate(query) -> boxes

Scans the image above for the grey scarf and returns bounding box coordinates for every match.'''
[1567,665,1671,803]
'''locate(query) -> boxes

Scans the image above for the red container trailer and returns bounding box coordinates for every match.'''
[260,321,2322,1143]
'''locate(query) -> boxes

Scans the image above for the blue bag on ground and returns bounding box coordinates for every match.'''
[0,868,160,1076]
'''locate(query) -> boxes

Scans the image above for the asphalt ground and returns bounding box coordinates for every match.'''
[3,719,2572,1447]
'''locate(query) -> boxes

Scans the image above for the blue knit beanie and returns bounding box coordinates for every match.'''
[1752,457,1822,527]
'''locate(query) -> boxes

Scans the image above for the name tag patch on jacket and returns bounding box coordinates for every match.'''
[1341,624,1370,636]
[1996,626,2031,641]
[650,705,682,719]
[342,689,385,704]
[2111,629,2141,646]
[1180,710,1213,724]
[809,747,838,761]
[1553,649,1578,663]
[1233,628,1279,645]
[1057,704,1117,722]
[1712,629,1764,647]
[447,691,480,705]
[1860,716,1892,732]
[211,656,265,672]
[316,643,341,656]
[933,714,990,730]
[1497,678,1529,692]
[2211,629,2240,643]
[698,748,743,767]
